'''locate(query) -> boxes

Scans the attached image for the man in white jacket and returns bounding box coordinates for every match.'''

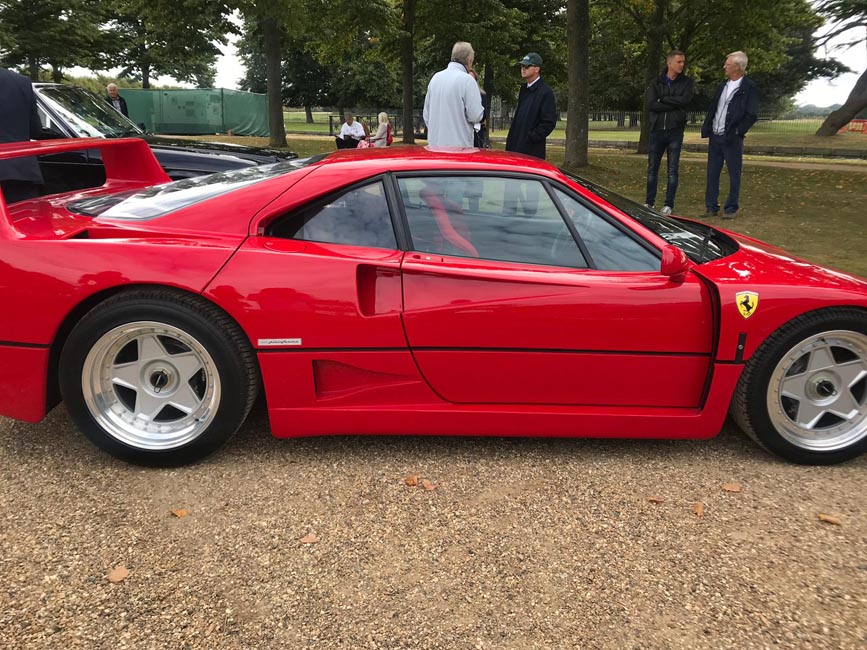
[423,42,484,147]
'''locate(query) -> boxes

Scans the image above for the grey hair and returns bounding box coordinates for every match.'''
[106,83,118,91]
[378,112,388,124]
[451,42,475,68]
[727,51,748,71]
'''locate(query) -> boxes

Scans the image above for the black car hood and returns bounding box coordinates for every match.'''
[143,135,297,162]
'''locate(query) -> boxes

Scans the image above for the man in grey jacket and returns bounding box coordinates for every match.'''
[423,42,484,147]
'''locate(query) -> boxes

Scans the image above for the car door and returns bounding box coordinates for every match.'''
[396,174,715,408]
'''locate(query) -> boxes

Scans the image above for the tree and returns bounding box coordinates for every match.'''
[814,0,867,135]
[235,0,309,146]
[106,0,234,88]
[599,0,838,152]
[0,0,106,80]
[564,0,590,168]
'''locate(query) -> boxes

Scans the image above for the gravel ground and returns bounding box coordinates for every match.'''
[1,405,865,650]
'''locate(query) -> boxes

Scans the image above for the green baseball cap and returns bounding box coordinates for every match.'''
[518,53,543,67]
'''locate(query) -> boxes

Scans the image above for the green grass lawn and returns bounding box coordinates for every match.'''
[178,133,867,277]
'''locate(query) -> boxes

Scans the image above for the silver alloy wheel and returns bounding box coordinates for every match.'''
[81,321,221,451]
[767,330,867,452]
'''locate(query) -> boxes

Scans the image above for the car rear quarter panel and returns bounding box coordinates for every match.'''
[0,235,243,422]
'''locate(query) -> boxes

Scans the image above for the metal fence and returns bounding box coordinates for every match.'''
[487,110,830,134]
[319,110,835,137]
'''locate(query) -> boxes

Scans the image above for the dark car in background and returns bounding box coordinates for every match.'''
[34,83,297,194]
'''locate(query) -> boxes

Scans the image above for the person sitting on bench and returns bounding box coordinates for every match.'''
[335,112,366,149]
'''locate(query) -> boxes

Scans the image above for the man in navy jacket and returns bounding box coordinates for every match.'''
[0,67,43,203]
[701,51,759,218]
[506,53,557,160]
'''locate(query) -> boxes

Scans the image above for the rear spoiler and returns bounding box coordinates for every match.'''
[0,137,171,234]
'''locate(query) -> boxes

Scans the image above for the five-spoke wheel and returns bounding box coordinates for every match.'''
[733,308,867,464]
[60,290,258,465]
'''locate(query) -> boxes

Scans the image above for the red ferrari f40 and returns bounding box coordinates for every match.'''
[0,138,865,465]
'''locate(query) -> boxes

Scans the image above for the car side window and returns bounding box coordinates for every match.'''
[553,189,659,271]
[397,176,586,268]
[268,180,397,249]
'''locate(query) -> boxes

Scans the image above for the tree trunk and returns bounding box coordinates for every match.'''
[142,63,151,90]
[50,65,63,83]
[483,64,494,131]
[564,0,590,168]
[28,57,39,81]
[638,0,668,155]
[263,17,287,147]
[305,104,313,123]
[400,0,416,144]
[816,69,867,136]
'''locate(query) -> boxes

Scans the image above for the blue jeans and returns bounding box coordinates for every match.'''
[705,133,744,213]
[645,129,683,208]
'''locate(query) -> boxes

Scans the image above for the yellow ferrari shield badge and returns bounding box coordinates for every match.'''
[736,291,759,319]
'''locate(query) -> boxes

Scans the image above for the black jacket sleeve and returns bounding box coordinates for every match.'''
[28,89,41,139]
[735,82,759,136]
[660,77,694,107]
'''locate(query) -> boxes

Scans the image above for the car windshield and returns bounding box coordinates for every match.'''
[67,156,328,220]
[37,85,143,138]
[561,170,737,263]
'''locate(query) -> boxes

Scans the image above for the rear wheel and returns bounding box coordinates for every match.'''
[59,289,259,465]
[731,308,867,464]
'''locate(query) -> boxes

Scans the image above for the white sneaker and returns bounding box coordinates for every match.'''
[644,203,653,209]
[660,206,673,216]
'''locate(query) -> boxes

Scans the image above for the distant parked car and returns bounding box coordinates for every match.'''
[33,83,296,194]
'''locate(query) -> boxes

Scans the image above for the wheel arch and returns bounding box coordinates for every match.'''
[730,304,867,464]
[46,283,263,414]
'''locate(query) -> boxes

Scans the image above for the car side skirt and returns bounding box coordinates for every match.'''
[260,352,743,440]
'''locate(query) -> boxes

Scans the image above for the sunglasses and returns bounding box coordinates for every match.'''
[521,64,536,69]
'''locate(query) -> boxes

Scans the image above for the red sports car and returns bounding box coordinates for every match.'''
[1,138,865,466]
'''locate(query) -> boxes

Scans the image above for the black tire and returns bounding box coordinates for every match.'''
[59,288,259,466]
[731,307,867,465]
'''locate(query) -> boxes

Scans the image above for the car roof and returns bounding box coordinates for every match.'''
[310,147,566,178]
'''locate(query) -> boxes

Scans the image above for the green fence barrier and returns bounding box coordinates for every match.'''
[123,89,269,137]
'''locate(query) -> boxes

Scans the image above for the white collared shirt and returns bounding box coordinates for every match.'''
[339,120,365,139]
[713,78,743,135]
[526,77,540,88]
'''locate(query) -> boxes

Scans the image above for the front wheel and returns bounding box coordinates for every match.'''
[731,308,867,464]
[59,289,259,465]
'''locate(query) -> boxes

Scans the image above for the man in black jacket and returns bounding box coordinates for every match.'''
[105,83,129,117]
[701,51,759,219]
[0,67,43,203]
[506,53,557,160]
[645,50,694,215]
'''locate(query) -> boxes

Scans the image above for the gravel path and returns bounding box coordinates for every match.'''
[1,406,865,649]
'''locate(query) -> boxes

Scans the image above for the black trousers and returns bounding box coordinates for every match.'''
[335,137,361,149]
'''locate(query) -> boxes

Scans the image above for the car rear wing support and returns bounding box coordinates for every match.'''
[0,137,171,236]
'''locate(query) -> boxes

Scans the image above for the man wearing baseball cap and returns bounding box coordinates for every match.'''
[505,52,557,159]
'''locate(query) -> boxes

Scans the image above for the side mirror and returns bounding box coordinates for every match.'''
[660,244,690,283]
